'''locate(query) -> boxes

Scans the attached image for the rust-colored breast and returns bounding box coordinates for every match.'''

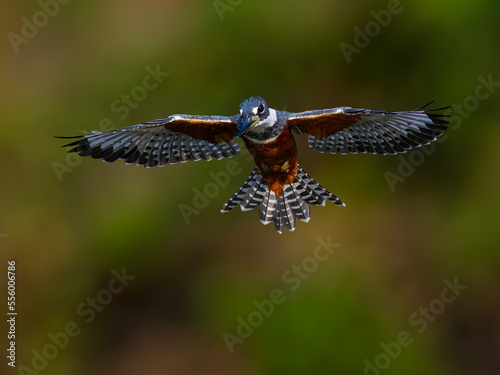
[243,125,298,196]
[288,112,364,139]
[164,119,237,144]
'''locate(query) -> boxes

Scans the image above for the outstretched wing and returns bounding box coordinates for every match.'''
[59,114,240,167]
[288,102,449,155]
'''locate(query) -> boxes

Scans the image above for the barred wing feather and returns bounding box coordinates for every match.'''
[288,103,449,155]
[59,115,240,167]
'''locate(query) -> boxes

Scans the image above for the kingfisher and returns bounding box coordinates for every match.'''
[59,97,448,233]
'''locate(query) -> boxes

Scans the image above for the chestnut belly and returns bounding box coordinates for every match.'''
[243,126,298,196]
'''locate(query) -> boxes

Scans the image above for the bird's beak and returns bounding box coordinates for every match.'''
[237,114,260,137]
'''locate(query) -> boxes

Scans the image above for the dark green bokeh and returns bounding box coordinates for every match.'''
[1,0,500,374]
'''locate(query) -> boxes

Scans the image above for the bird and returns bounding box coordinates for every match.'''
[58,96,448,233]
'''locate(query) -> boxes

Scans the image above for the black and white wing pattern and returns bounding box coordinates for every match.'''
[287,102,449,155]
[59,114,240,167]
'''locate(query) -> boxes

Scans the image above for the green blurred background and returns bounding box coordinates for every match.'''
[1,0,500,374]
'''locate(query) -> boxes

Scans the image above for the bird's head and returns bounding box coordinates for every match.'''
[236,96,270,137]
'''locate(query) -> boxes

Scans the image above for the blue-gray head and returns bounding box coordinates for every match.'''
[236,96,270,137]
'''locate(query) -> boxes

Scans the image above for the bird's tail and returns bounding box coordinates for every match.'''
[221,165,345,233]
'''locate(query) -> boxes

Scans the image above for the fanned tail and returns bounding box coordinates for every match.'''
[221,165,345,233]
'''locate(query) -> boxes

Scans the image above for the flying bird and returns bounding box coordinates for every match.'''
[59,97,448,233]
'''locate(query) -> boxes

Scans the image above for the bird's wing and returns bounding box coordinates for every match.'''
[59,114,240,167]
[287,102,448,155]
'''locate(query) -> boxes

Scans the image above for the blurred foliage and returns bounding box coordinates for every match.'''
[1,0,500,374]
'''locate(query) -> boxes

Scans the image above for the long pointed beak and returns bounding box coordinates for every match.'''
[237,114,259,137]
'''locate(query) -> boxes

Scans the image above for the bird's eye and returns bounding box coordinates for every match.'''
[258,104,265,114]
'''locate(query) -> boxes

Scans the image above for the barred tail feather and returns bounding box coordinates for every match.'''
[259,190,277,225]
[220,169,260,212]
[221,165,345,234]
[295,165,345,207]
